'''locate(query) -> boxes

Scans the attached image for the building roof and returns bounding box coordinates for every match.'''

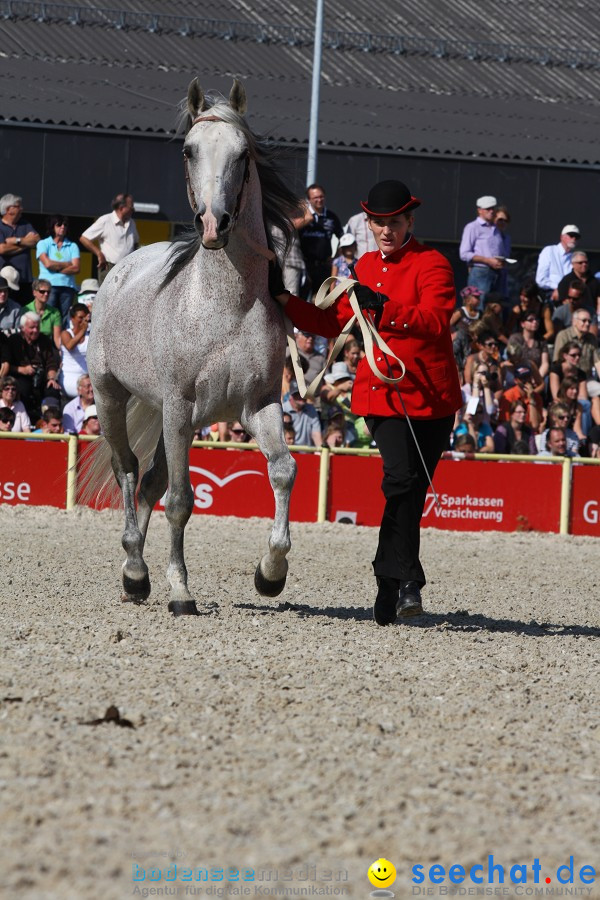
[2,0,600,165]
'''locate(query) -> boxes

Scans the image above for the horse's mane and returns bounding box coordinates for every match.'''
[160,92,300,291]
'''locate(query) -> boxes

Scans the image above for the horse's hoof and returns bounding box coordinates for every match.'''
[123,572,150,598]
[168,599,200,617]
[254,564,287,597]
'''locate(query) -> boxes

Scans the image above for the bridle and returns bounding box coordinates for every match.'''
[184,114,251,225]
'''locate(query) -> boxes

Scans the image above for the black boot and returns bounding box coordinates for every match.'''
[373,577,400,626]
[396,581,423,618]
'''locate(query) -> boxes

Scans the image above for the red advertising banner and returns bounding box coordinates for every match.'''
[569,464,600,536]
[328,457,563,533]
[0,438,68,508]
[155,447,321,522]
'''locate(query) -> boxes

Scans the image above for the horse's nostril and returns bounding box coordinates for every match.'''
[194,213,204,232]
[218,213,231,233]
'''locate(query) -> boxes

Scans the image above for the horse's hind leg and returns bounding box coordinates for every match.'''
[137,431,168,545]
[162,401,198,617]
[94,385,150,603]
[245,403,297,596]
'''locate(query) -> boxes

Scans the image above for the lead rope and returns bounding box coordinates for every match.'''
[284,276,441,509]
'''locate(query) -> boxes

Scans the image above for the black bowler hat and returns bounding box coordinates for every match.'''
[360,180,421,217]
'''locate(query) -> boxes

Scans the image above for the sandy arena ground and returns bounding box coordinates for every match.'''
[2,505,600,900]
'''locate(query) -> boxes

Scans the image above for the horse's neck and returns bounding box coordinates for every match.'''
[229,166,272,264]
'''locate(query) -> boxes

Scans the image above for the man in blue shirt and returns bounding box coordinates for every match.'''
[459,195,505,303]
[0,194,40,303]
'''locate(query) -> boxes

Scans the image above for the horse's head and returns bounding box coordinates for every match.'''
[184,79,251,250]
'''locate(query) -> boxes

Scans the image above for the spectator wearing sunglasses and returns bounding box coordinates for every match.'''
[507,277,553,342]
[0,374,31,431]
[36,215,81,326]
[552,280,588,337]
[23,278,61,349]
[536,224,580,304]
[535,401,581,456]
[463,329,503,388]
[556,251,599,320]
[553,309,599,383]
[510,310,550,378]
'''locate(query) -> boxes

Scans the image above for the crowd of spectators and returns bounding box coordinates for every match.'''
[2,186,600,461]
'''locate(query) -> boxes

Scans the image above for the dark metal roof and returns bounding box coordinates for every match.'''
[2,0,600,165]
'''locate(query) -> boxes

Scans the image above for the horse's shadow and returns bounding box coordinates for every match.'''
[234,600,600,638]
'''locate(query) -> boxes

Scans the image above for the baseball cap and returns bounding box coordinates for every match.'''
[339,233,356,248]
[515,366,532,379]
[83,404,98,421]
[561,225,580,236]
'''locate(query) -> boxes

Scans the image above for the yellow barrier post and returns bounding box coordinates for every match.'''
[559,457,572,536]
[66,434,78,510]
[317,447,331,523]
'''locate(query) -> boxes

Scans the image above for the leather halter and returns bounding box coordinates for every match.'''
[184,114,251,221]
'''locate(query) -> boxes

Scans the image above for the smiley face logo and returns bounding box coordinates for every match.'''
[368,858,396,889]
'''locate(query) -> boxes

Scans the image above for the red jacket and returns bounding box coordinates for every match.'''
[286,236,463,419]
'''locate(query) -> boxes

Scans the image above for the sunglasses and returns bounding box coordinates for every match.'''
[36,289,50,295]
[484,341,498,348]
[577,318,591,325]
[2,386,17,391]
[566,233,580,238]
[566,352,581,358]
[556,414,569,420]
[230,428,247,435]
[495,218,508,224]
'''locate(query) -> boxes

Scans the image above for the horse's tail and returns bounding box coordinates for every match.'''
[78,398,164,509]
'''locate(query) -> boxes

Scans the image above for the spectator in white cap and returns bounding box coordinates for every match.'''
[459,195,506,303]
[331,232,358,282]
[0,265,20,300]
[343,210,377,258]
[80,403,101,435]
[0,276,22,331]
[78,278,99,313]
[535,224,580,304]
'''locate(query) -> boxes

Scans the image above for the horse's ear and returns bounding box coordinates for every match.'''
[187,78,206,120]
[229,78,247,116]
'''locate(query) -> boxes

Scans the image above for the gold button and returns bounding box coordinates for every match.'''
[376,282,383,287]
[382,267,388,272]
[371,386,377,390]
[390,320,395,326]
[377,356,382,361]
[403,323,409,329]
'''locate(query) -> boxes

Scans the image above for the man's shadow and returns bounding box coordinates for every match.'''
[234,600,600,638]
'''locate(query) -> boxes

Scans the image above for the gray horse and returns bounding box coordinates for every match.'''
[84,79,299,616]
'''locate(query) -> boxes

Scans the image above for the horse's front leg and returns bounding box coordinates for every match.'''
[162,400,198,617]
[245,402,297,596]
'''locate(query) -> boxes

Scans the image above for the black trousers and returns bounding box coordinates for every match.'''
[365,414,454,586]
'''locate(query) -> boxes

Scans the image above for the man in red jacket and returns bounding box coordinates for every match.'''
[272,180,462,626]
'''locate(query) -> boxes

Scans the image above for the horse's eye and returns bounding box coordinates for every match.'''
[183,146,192,159]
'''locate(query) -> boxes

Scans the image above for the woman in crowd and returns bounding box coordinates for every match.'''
[450,286,482,336]
[479,293,509,348]
[59,302,90,398]
[342,338,362,375]
[556,377,586,442]
[535,400,581,455]
[511,310,550,378]
[507,277,553,340]
[0,375,31,431]
[36,215,81,326]
[453,399,494,452]
[271,178,462,626]
[463,329,504,397]
[493,399,537,454]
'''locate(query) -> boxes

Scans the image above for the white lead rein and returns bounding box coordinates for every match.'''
[284,276,441,510]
